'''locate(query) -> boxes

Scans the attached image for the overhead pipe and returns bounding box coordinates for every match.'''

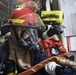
[0,1,11,14]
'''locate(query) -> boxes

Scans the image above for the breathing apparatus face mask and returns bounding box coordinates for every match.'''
[14,26,38,49]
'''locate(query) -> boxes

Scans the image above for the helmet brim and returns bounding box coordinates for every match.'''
[1,24,41,29]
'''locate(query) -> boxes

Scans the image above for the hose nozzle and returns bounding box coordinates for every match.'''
[59,57,76,69]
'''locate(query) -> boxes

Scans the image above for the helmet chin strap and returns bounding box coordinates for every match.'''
[9,21,20,46]
[13,27,21,46]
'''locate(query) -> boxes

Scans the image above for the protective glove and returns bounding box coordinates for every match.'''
[45,61,60,75]
[53,25,63,35]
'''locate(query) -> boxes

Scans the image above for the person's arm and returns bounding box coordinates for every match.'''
[52,35,69,58]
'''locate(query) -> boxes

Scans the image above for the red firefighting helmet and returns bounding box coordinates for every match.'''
[8,7,38,27]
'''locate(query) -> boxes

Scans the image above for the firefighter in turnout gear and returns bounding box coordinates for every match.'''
[6,6,49,75]
[0,0,76,75]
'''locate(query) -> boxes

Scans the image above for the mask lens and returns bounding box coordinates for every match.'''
[22,30,30,39]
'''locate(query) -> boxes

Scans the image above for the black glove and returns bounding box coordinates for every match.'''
[47,25,63,36]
